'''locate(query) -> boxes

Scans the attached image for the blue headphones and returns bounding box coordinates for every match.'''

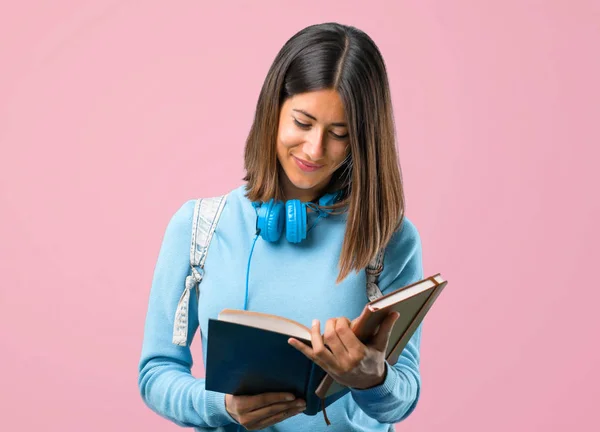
[253,191,341,243]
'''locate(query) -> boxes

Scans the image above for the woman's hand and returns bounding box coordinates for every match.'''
[224,392,306,430]
[288,312,400,390]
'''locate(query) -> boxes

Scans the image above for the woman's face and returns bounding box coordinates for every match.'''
[276,89,350,202]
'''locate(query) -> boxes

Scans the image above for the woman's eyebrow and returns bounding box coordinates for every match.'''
[292,109,347,127]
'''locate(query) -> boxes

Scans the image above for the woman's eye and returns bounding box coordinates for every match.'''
[294,119,310,129]
[294,118,348,139]
[331,132,348,140]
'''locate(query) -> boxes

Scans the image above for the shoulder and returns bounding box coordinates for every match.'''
[378,216,424,292]
[386,216,422,259]
[173,199,197,221]
[163,199,197,240]
[165,186,242,235]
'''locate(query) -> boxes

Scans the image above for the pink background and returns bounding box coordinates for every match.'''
[1,1,598,431]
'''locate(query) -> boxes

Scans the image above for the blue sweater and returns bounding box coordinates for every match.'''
[138,184,424,431]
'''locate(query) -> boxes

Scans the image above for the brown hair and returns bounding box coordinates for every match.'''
[243,22,405,283]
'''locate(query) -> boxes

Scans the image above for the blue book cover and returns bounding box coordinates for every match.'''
[205,316,348,416]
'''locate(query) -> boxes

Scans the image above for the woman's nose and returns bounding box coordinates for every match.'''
[304,129,325,160]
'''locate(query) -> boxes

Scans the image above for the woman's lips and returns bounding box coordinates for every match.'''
[293,155,324,172]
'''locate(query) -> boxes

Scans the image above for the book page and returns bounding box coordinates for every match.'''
[371,275,444,310]
[218,309,312,341]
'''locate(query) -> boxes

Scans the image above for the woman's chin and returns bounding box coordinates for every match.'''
[287,177,330,195]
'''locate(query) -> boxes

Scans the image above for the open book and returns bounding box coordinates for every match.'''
[204,274,447,416]
[205,310,331,416]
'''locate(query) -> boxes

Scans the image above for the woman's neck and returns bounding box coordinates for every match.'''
[279,173,327,203]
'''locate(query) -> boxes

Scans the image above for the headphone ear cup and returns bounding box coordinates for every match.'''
[285,200,307,243]
[257,199,284,242]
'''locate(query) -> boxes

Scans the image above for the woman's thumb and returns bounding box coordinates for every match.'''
[372,311,400,352]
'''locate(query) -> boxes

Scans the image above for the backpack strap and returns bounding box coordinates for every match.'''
[172,195,228,346]
[366,249,385,301]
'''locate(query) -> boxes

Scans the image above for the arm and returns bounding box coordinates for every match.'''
[137,200,235,429]
[350,217,424,424]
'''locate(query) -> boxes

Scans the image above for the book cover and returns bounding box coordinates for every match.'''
[315,274,448,398]
[204,318,347,415]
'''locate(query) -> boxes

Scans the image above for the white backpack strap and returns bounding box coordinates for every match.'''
[366,249,385,301]
[172,194,228,346]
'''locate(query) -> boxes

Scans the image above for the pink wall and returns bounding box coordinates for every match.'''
[1,1,598,431]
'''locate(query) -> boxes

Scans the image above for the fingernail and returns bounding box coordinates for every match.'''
[296,401,306,408]
[285,394,295,401]
[312,319,319,327]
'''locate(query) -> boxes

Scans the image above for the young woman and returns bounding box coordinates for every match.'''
[138,22,424,431]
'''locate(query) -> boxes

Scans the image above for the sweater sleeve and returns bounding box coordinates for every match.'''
[350,217,424,424]
[137,200,236,429]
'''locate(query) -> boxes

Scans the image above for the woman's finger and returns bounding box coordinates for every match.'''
[335,317,365,356]
[323,318,348,358]
[288,338,312,358]
[235,392,296,413]
[310,319,336,367]
[247,401,306,430]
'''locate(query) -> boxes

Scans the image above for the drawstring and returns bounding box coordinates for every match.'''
[307,213,324,233]
[306,202,329,233]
